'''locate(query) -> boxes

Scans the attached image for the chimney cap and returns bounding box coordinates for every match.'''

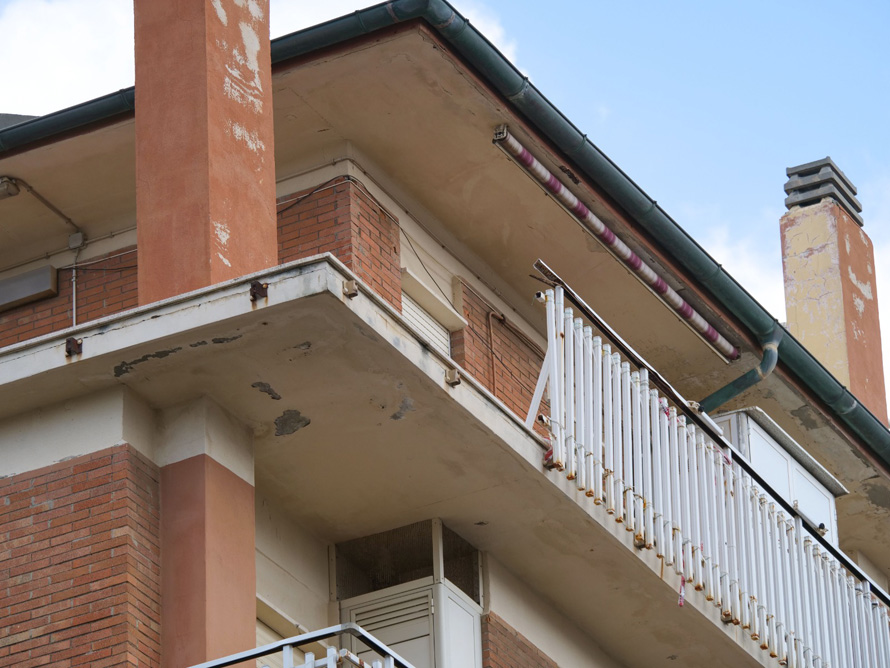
[784,157,863,226]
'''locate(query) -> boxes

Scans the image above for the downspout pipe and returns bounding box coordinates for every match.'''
[698,325,784,415]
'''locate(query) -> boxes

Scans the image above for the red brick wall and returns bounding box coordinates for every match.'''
[277,177,401,310]
[482,611,557,668]
[0,445,161,667]
[0,248,138,349]
[451,280,546,422]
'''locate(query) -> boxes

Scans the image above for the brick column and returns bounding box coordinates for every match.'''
[135,0,277,304]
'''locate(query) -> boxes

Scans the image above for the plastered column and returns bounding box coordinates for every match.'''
[135,0,277,304]
[159,397,256,667]
[781,199,887,423]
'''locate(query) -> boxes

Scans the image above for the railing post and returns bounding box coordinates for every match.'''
[640,370,653,548]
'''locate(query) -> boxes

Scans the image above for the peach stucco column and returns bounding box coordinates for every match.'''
[134,0,277,305]
[158,398,256,667]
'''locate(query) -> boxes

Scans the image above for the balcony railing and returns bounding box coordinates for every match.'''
[188,623,415,668]
[531,260,890,668]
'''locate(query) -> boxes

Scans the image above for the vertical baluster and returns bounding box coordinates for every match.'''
[651,391,665,557]
[546,289,562,469]
[621,362,633,527]
[762,502,778,657]
[735,466,750,629]
[688,426,703,590]
[716,456,732,622]
[591,336,604,503]
[667,408,683,572]
[706,444,721,606]
[611,353,623,519]
[804,538,823,667]
[787,518,805,668]
[631,371,644,546]
[573,319,585,488]
[582,327,594,495]
[751,489,767,644]
[725,463,740,625]
[832,562,853,668]
[847,575,864,668]
[766,505,782,660]
[678,419,694,583]
[698,435,714,601]
[563,309,575,480]
[602,344,614,512]
[640,370,653,548]
[857,582,873,668]
[814,549,833,668]
[778,512,796,665]
[877,602,890,668]
[777,513,794,666]
[821,555,840,668]
[660,399,674,566]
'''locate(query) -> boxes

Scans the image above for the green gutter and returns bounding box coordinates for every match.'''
[2,0,888,469]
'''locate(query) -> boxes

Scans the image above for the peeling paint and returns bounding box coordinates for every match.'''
[847,266,874,300]
[229,121,265,153]
[853,295,865,317]
[216,252,232,268]
[211,335,242,344]
[390,397,415,421]
[790,404,820,431]
[114,347,182,377]
[251,382,281,400]
[274,409,310,435]
[214,221,231,247]
[211,0,227,25]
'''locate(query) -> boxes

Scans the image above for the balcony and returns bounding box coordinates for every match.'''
[534,262,890,668]
[188,623,414,668]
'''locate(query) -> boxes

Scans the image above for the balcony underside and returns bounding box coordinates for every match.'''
[0,257,772,667]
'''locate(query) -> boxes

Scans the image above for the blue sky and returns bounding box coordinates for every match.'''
[2,0,890,384]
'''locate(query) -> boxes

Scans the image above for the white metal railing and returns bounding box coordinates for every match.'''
[530,272,890,668]
[187,623,415,668]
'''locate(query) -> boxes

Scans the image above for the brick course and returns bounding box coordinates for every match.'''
[451,280,547,428]
[0,248,138,349]
[482,611,557,668]
[277,177,402,310]
[0,445,161,667]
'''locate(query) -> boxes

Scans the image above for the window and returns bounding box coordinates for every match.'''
[713,408,847,545]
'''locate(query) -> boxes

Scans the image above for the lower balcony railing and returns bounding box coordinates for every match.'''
[188,623,415,668]
[530,261,890,668]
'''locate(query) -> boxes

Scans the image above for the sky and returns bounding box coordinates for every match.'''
[2,0,890,393]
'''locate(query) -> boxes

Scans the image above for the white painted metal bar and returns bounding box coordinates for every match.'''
[573,318,585,488]
[544,289,562,469]
[612,353,623,518]
[640,370,653,548]
[667,407,682,572]
[555,288,565,469]
[725,463,740,624]
[776,512,794,665]
[706,443,721,606]
[688,425,703,590]
[631,371,644,545]
[564,309,576,480]
[592,336,604,503]
[583,327,594,495]
[821,554,839,668]
[752,487,767,644]
[787,517,805,668]
[621,362,633,528]
[716,456,732,621]
[602,344,614,513]
[762,501,778,657]
[651,390,666,557]
[679,417,694,583]
[699,437,716,602]
[660,399,674,566]
[735,468,751,628]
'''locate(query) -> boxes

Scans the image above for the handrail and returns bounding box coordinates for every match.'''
[533,258,890,611]
[188,622,415,668]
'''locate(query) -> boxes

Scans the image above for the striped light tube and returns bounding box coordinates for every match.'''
[494,127,739,360]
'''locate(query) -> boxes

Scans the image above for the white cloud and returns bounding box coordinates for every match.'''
[0,0,519,116]
[0,0,134,116]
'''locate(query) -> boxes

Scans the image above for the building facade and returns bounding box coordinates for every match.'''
[1,2,889,667]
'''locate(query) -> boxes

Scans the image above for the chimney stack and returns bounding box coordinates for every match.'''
[780,158,887,423]
[134,0,278,305]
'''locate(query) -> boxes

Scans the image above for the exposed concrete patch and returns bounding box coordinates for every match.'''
[274,409,310,435]
[790,404,820,431]
[863,479,890,511]
[212,335,242,344]
[190,341,209,348]
[251,382,281,401]
[847,266,874,300]
[114,347,182,377]
[390,397,415,421]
